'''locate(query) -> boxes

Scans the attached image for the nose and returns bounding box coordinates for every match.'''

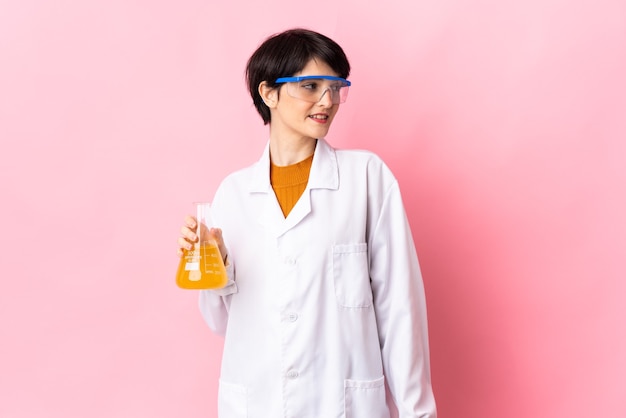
[317,88,334,107]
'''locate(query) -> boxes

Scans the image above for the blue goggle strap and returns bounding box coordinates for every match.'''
[275,75,351,86]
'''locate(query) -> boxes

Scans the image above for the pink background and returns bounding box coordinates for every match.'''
[1,0,625,417]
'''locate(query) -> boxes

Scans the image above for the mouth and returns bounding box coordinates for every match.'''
[309,114,329,123]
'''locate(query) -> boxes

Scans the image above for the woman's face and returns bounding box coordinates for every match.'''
[269,58,341,143]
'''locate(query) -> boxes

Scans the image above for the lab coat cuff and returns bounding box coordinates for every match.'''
[208,260,237,296]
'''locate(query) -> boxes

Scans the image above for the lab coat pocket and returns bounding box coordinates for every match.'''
[217,379,247,418]
[344,376,389,418]
[333,243,372,308]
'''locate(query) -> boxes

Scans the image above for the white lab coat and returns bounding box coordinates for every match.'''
[199,138,436,418]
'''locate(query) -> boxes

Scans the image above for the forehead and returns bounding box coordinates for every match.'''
[294,58,339,77]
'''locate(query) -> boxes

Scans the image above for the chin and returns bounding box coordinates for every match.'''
[311,126,332,137]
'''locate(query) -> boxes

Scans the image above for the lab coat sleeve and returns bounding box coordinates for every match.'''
[197,179,239,337]
[369,181,437,418]
[198,258,237,336]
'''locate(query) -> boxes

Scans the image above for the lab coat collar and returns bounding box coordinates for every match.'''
[247,138,339,193]
[248,138,339,238]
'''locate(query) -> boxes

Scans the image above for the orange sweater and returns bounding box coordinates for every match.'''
[270,154,314,217]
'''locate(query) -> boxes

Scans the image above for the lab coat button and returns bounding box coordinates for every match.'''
[287,312,298,322]
[286,370,299,379]
[283,257,295,265]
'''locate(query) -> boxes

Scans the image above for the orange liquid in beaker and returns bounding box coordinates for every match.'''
[176,242,228,289]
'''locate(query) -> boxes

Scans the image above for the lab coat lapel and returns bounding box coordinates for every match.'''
[248,142,283,237]
[250,139,339,238]
[278,187,311,235]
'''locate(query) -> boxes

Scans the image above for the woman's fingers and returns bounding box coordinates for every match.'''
[184,215,196,229]
[180,225,197,242]
[180,215,198,240]
[177,216,228,262]
[178,236,193,250]
[177,215,197,255]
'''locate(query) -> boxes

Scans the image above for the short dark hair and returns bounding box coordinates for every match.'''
[245,28,351,125]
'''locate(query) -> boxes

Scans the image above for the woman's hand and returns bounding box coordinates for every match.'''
[177,215,228,263]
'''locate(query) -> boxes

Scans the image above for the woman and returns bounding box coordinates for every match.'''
[177,28,437,418]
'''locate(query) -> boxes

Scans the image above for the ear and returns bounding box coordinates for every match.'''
[258,81,278,108]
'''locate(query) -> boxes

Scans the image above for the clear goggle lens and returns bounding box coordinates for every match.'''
[275,76,351,104]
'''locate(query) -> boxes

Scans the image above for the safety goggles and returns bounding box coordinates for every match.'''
[274,75,351,104]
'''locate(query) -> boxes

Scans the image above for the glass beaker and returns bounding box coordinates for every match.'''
[176,202,228,289]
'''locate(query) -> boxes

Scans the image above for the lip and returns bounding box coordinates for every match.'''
[308,113,329,124]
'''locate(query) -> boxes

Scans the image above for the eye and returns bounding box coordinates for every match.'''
[301,82,319,91]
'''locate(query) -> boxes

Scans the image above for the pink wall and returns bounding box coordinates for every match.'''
[1,0,625,416]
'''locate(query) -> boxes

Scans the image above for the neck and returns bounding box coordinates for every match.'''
[269,134,317,166]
